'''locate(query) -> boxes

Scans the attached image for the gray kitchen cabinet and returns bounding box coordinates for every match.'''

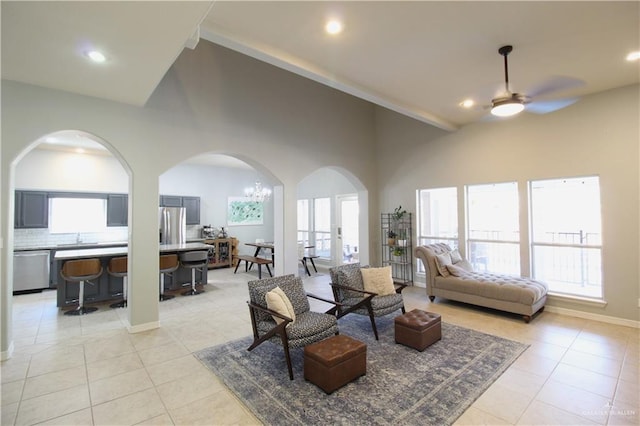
[160,195,182,207]
[107,194,128,226]
[182,196,200,225]
[160,195,200,225]
[15,191,48,228]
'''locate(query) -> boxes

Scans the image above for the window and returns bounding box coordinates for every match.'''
[49,197,107,234]
[466,182,520,275]
[313,197,331,259]
[417,187,458,247]
[530,176,602,298]
[297,199,309,244]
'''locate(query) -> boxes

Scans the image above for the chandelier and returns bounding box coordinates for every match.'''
[245,181,272,202]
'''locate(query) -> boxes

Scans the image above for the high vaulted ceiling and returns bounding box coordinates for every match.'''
[2,1,639,133]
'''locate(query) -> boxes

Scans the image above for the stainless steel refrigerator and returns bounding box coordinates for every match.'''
[159,207,186,245]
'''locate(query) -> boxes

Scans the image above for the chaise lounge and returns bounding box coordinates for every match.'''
[415,243,548,323]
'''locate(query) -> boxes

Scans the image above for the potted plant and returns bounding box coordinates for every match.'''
[392,205,407,221]
[387,230,397,246]
[392,246,405,260]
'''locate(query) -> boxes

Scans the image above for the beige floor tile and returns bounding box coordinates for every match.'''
[89,367,154,406]
[145,354,210,386]
[137,342,190,367]
[168,391,257,426]
[454,406,511,425]
[560,348,623,378]
[15,384,91,425]
[34,407,94,425]
[517,399,600,425]
[472,382,534,424]
[493,366,548,398]
[550,363,618,398]
[510,351,558,378]
[571,336,627,361]
[4,268,638,426]
[614,377,640,407]
[92,387,166,426]
[1,401,18,425]
[1,359,31,383]
[1,379,24,406]
[155,370,224,410]
[22,365,87,400]
[535,379,611,424]
[27,345,86,378]
[86,351,144,382]
[135,413,175,425]
[83,333,136,363]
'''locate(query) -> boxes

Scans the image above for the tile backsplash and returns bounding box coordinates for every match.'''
[14,225,203,249]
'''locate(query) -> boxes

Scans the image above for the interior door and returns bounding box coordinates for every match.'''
[336,195,359,265]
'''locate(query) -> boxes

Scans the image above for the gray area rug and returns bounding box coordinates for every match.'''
[196,314,528,425]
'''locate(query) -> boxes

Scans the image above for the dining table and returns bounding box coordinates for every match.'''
[244,242,315,271]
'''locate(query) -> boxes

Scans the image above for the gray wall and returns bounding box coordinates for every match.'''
[375,84,639,322]
[1,40,377,356]
[1,38,638,358]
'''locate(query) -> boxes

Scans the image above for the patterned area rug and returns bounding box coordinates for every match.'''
[196,314,528,426]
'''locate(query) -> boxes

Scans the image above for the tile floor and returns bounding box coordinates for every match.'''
[1,266,638,425]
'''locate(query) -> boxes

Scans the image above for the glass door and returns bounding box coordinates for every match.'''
[337,195,359,264]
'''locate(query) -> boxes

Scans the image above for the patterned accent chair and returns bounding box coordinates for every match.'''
[329,263,407,340]
[247,274,340,380]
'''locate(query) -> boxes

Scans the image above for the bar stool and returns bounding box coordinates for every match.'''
[159,254,178,301]
[107,256,128,308]
[61,258,103,316]
[179,250,208,296]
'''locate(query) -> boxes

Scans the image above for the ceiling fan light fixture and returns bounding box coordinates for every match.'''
[491,98,525,117]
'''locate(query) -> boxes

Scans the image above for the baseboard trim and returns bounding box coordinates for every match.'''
[127,321,160,334]
[1,341,15,361]
[544,305,640,329]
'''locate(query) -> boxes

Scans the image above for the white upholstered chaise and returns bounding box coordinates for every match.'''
[415,243,548,323]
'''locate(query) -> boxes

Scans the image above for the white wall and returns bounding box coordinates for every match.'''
[375,84,640,322]
[159,163,275,253]
[15,148,128,192]
[1,40,377,355]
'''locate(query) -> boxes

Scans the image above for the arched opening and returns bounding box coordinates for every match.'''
[296,166,370,276]
[156,152,284,302]
[3,130,132,359]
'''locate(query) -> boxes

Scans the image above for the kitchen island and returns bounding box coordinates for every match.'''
[54,243,211,308]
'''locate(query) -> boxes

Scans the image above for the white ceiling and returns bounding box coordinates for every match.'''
[2,1,638,149]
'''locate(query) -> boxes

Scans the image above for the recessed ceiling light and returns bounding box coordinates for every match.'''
[459,99,475,108]
[626,51,640,62]
[44,137,58,144]
[325,20,343,35]
[86,50,106,63]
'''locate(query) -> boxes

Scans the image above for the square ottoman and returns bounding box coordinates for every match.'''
[304,334,366,394]
[395,309,441,351]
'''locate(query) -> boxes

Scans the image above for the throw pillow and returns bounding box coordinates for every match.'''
[456,259,474,272]
[434,253,452,277]
[449,249,463,264]
[265,286,295,325]
[446,263,468,277]
[360,266,396,296]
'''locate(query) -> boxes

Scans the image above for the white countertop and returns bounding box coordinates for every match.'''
[54,242,211,260]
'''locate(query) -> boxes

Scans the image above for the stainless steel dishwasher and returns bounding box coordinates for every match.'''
[13,250,50,293]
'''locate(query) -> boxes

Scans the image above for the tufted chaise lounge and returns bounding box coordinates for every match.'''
[415,244,548,323]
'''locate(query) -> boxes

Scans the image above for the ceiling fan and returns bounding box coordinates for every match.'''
[488,45,583,118]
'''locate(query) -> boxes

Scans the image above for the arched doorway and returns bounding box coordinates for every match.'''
[2,130,131,359]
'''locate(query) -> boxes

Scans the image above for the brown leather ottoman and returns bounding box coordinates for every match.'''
[304,334,366,394]
[395,309,441,351]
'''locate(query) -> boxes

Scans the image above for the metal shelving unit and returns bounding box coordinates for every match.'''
[381,212,413,284]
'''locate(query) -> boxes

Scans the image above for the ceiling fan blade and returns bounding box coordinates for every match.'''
[527,76,585,99]
[526,98,578,114]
